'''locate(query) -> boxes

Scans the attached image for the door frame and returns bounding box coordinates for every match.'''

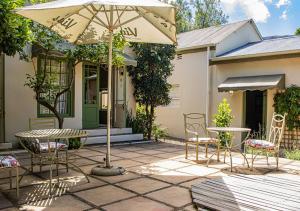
[243,90,268,130]
[0,54,5,143]
[82,63,100,129]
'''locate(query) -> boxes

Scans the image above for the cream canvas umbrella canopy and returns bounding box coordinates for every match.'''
[16,0,176,172]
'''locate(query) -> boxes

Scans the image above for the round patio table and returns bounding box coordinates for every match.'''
[206,127,251,172]
[15,129,89,194]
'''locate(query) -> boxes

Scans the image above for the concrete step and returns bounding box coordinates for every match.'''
[85,133,144,145]
[86,128,133,137]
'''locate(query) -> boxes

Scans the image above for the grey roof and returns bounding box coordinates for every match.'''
[218,74,285,92]
[177,20,253,51]
[214,35,300,60]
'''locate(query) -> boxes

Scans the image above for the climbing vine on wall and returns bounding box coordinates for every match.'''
[273,85,300,130]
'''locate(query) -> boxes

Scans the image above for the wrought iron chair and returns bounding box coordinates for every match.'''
[27,118,68,174]
[0,147,20,198]
[183,113,220,164]
[245,113,286,170]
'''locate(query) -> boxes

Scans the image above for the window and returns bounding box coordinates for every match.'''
[38,56,74,117]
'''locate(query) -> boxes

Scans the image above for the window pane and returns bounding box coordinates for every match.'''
[38,57,72,116]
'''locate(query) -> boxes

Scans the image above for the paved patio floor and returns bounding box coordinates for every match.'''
[1,140,300,211]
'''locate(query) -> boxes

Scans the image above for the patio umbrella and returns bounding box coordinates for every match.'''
[15,0,176,174]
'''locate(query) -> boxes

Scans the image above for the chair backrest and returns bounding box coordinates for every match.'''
[268,113,286,147]
[183,113,208,138]
[29,117,56,130]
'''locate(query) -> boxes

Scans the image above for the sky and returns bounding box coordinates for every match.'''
[220,0,300,37]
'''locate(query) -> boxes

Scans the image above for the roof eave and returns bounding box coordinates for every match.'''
[176,44,215,52]
[211,49,300,62]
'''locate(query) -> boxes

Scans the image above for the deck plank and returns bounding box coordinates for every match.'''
[191,174,300,211]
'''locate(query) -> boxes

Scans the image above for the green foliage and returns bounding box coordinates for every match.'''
[152,124,168,141]
[171,0,193,33]
[171,0,228,33]
[0,0,32,56]
[284,149,300,160]
[193,0,228,29]
[273,85,300,130]
[295,28,300,35]
[213,98,234,145]
[68,137,81,150]
[128,43,175,140]
[126,105,147,137]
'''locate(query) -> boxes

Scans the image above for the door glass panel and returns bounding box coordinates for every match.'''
[84,65,97,104]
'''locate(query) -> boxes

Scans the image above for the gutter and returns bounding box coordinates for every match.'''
[206,46,211,126]
[211,49,300,62]
[176,44,215,53]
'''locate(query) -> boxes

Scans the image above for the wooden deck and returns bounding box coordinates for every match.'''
[191,174,300,211]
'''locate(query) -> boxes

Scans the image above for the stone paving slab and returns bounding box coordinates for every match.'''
[1,141,300,210]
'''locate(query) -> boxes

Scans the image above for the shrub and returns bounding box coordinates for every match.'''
[152,124,168,141]
[213,98,234,145]
[68,137,81,150]
[284,150,300,161]
[126,105,147,138]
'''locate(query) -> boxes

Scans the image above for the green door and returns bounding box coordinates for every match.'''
[82,64,99,129]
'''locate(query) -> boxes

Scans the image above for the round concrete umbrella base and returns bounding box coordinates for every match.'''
[91,166,125,176]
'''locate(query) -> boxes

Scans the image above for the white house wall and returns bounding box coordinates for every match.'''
[216,23,262,56]
[156,51,208,139]
[211,57,300,144]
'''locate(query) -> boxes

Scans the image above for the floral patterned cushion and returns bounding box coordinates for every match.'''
[39,142,67,152]
[0,155,19,168]
[246,139,275,150]
[21,139,67,153]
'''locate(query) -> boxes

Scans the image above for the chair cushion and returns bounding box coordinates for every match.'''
[188,137,218,143]
[39,142,68,152]
[0,155,19,168]
[246,139,275,150]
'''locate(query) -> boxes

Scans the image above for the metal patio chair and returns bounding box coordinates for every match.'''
[245,113,286,170]
[0,147,20,198]
[184,113,220,164]
[26,118,68,174]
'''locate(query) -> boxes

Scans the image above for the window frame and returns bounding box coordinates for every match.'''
[37,55,75,118]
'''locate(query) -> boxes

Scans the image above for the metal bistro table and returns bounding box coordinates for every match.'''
[206,127,251,172]
[15,129,89,194]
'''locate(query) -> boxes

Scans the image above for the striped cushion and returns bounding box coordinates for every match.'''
[0,155,19,167]
[189,137,218,143]
[246,139,275,150]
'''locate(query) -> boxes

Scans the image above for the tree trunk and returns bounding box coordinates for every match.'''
[148,105,155,141]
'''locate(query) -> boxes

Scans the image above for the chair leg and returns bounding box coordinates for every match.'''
[38,155,42,173]
[205,144,208,158]
[9,169,12,189]
[30,154,33,173]
[49,162,53,195]
[217,144,220,162]
[16,167,19,199]
[251,148,254,171]
[276,152,279,170]
[196,143,199,161]
[66,150,69,173]
[56,151,59,176]
[185,142,188,159]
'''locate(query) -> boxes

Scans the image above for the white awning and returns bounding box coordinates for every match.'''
[218,74,285,92]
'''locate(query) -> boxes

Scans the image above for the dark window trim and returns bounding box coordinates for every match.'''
[37,55,75,118]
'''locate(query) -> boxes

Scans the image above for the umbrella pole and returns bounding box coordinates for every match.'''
[106,29,113,168]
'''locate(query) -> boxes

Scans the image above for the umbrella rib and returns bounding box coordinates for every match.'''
[113,15,142,30]
[141,7,176,27]
[113,6,127,27]
[74,5,100,45]
[76,13,106,28]
[85,5,109,29]
[103,6,111,27]
[135,7,176,43]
